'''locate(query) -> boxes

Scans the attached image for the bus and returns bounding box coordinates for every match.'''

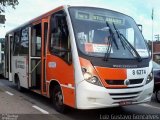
[4,5,153,112]
[0,38,4,75]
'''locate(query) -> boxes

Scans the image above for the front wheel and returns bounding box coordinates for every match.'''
[52,85,66,113]
[156,89,160,103]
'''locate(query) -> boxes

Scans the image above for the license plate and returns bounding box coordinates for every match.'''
[119,101,132,106]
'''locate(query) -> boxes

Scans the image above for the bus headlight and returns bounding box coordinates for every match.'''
[146,72,153,84]
[82,68,102,86]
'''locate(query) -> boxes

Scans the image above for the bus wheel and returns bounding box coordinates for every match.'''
[156,89,160,103]
[52,85,65,113]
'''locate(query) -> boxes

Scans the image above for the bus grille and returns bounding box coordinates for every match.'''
[106,79,144,85]
[109,91,142,101]
[129,79,143,84]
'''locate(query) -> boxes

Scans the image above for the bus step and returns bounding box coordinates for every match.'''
[31,89,41,94]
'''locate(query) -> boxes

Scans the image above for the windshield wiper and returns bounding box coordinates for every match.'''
[104,21,119,61]
[120,33,142,62]
[112,23,125,50]
[104,36,112,61]
[106,22,119,50]
[112,23,142,62]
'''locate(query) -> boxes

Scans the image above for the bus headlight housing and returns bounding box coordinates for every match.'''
[82,68,102,86]
[146,72,153,84]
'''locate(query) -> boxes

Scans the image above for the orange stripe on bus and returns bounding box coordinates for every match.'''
[95,67,127,80]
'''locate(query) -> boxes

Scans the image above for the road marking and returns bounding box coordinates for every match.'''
[139,103,160,110]
[5,91,14,96]
[32,105,49,114]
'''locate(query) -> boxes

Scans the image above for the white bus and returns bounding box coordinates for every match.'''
[4,5,153,112]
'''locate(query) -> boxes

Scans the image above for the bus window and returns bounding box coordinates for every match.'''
[10,36,13,73]
[13,31,20,56]
[19,27,29,55]
[50,12,71,63]
[5,36,9,73]
[126,28,134,46]
[44,23,48,56]
[31,23,41,57]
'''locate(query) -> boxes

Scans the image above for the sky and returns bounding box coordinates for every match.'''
[0,0,159,40]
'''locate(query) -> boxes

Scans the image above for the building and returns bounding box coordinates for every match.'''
[151,41,160,63]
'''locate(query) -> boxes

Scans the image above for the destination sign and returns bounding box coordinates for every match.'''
[76,11,124,25]
[77,12,90,20]
[106,17,123,25]
[92,15,106,22]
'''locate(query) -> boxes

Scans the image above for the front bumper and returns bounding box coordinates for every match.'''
[76,80,154,109]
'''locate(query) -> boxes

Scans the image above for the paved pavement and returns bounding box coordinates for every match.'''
[0,79,160,120]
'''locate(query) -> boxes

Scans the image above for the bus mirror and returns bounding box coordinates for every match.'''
[137,24,142,33]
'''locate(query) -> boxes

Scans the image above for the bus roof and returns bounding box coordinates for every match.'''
[6,5,67,34]
[6,5,133,35]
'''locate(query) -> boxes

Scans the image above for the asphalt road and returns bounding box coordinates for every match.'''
[0,79,160,120]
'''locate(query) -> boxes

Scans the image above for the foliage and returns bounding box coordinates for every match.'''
[0,0,19,13]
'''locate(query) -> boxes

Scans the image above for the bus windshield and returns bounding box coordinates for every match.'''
[69,7,149,59]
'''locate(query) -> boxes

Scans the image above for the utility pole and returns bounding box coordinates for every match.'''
[151,8,154,60]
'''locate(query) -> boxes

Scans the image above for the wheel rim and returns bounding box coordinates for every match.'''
[55,90,63,107]
[157,90,160,101]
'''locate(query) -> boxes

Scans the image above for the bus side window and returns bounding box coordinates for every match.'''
[13,31,21,56]
[50,12,72,64]
[19,27,29,55]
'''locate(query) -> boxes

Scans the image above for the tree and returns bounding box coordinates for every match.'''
[0,0,19,13]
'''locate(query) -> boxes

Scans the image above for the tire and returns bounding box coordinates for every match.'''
[51,85,66,113]
[156,89,160,103]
